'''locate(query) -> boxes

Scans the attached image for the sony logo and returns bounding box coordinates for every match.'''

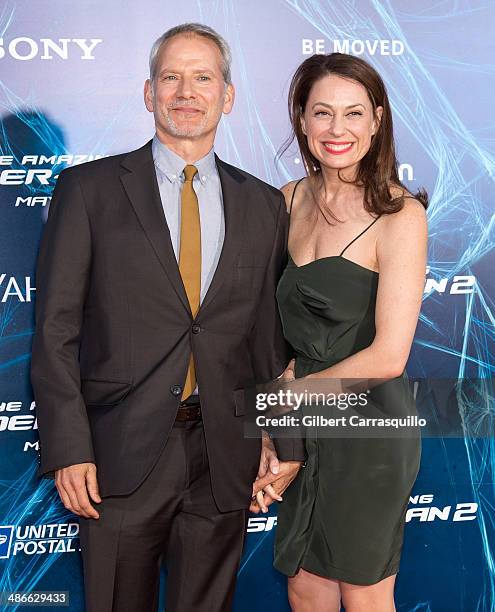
[0,37,102,61]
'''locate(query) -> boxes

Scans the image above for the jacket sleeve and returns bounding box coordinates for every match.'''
[248,192,306,462]
[31,169,95,477]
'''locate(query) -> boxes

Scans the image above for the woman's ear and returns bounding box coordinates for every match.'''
[371,106,384,135]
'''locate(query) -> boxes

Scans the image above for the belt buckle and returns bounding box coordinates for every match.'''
[176,402,201,422]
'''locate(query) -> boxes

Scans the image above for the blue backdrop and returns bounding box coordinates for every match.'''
[1,1,494,610]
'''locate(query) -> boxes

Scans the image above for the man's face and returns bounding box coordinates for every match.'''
[144,34,234,141]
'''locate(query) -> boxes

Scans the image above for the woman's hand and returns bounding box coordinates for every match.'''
[280,358,296,381]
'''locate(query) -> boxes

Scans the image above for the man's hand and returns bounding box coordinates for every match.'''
[55,462,101,519]
[250,460,302,513]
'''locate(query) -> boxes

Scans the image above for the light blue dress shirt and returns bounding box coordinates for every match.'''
[152,134,225,303]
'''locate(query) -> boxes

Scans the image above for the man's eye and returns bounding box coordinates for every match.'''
[198,75,210,81]
[163,75,178,81]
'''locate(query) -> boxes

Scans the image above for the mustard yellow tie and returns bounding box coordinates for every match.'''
[179,165,201,399]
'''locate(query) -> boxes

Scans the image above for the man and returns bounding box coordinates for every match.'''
[31,23,304,612]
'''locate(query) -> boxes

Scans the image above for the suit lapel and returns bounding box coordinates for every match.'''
[199,156,247,313]
[120,140,190,313]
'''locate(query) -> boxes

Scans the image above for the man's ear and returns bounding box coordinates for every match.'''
[222,83,235,115]
[144,79,154,113]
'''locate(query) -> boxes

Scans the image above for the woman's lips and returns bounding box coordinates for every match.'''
[322,141,354,155]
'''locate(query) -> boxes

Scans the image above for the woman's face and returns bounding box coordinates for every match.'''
[301,73,383,175]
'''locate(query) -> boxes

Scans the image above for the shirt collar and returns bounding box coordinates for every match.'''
[152,134,217,185]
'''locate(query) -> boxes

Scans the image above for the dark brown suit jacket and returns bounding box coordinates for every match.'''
[31,140,305,512]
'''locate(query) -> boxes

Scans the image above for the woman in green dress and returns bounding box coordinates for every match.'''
[254,53,428,611]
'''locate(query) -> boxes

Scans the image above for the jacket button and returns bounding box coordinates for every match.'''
[192,324,201,334]
[170,385,182,396]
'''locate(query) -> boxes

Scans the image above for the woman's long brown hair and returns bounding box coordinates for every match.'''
[279,53,428,219]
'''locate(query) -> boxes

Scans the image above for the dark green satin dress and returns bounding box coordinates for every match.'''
[273,185,421,586]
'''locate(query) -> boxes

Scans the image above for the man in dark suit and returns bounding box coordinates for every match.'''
[31,22,304,612]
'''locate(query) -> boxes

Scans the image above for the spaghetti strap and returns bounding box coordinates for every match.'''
[340,215,381,257]
[288,178,304,220]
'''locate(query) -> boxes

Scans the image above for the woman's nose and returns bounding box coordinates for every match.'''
[327,114,346,137]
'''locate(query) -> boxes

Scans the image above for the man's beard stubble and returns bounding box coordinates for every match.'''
[164,100,209,138]
[163,98,224,138]
[165,112,208,137]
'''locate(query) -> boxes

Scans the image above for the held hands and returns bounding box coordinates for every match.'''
[249,358,301,513]
[250,459,302,513]
[55,462,101,519]
[249,429,302,513]
[249,432,282,513]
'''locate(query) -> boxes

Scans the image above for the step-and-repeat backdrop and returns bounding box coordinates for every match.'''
[1,1,493,610]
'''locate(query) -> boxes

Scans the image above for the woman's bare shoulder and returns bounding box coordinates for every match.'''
[381,185,427,238]
[386,184,426,218]
[280,178,307,213]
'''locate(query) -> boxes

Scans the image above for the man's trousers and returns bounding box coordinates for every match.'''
[78,420,248,612]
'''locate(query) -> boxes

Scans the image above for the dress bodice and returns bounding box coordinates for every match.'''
[276,254,379,378]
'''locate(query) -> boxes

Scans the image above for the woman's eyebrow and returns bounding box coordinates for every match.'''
[311,102,366,110]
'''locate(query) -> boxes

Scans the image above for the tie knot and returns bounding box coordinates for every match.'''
[183,165,198,182]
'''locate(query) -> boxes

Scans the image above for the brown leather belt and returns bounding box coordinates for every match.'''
[175,396,202,422]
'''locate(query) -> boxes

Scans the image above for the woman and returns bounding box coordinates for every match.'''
[260,53,427,611]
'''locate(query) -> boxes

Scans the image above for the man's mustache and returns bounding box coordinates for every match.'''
[167,100,205,112]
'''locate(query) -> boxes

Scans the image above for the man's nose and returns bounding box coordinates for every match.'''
[176,76,195,98]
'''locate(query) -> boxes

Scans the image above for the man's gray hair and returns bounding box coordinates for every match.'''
[149,23,232,84]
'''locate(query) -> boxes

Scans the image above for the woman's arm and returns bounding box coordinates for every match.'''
[308,198,427,380]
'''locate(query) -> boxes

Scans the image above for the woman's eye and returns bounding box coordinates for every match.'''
[347,111,363,117]
[315,111,330,116]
